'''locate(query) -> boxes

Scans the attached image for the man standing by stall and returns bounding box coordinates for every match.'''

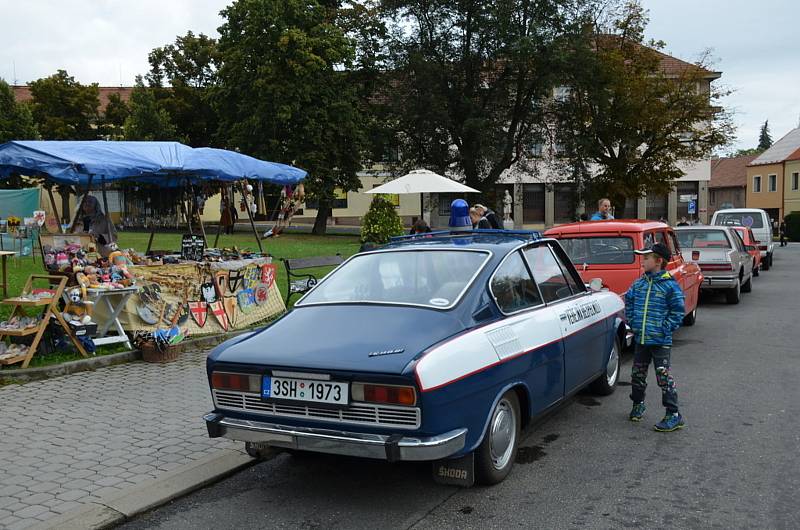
[79,196,118,257]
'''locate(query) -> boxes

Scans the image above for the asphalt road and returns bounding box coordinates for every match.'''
[120,244,800,530]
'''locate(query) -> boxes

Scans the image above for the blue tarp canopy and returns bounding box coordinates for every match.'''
[0,140,306,186]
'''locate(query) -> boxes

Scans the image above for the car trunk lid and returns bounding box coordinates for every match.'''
[212,305,467,375]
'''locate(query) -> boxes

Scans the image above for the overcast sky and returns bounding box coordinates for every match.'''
[1,0,797,152]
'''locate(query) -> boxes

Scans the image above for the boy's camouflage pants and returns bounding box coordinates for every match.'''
[630,344,679,414]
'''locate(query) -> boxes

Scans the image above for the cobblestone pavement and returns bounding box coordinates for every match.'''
[0,350,236,530]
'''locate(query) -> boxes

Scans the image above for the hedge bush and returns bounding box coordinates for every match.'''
[360,195,405,244]
[785,212,800,242]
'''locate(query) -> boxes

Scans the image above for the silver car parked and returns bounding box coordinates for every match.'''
[675,226,754,305]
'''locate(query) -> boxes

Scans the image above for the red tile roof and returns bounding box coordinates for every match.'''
[710,155,757,189]
[595,35,721,79]
[12,85,133,113]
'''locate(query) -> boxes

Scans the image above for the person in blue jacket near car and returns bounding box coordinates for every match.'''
[625,243,686,432]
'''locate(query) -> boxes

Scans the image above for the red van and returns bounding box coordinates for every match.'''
[544,220,702,325]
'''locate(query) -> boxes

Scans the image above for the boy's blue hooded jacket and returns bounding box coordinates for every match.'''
[624,270,685,346]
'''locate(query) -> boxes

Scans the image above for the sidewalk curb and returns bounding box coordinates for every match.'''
[28,447,266,530]
[0,329,253,385]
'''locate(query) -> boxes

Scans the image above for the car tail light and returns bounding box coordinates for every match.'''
[352,383,417,406]
[211,372,261,392]
[699,263,733,271]
[758,245,768,251]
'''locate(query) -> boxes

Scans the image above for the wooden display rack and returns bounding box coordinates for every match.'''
[0,274,88,368]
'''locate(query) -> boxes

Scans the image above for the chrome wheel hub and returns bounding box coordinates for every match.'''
[606,343,619,386]
[490,399,516,470]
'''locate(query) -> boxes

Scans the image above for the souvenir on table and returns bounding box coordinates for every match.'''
[237,288,256,314]
[188,301,208,327]
[224,296,239,327]
[260,264,277,288]
[33,210,46,226]
[242,265,260,291]
[108,251,135,286]
[254,283,269,306]
[227,269,243,292]
[181,234,205,261]
[200,282,217,304]
[209,300,229,331]
[214,271,229,299]
[63,287,94,326]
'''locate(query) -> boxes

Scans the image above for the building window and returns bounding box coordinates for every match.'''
[522,184,545,224]
[753,175,762,193]
[553,184,576,223]
[792,172,799,191]
[438,193,467,217]
[768,174,777,192]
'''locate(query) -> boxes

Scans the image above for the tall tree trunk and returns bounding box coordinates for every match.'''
[312,198,330,235]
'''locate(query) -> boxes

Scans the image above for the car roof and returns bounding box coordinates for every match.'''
[543,219,669,236]
[712,208,768,215]
[383,230,544,253]
[674,225,731,231]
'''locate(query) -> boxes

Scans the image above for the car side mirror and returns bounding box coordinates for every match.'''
[589,278,603,292]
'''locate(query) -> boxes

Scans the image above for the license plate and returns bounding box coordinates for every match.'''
[262,376,348,406]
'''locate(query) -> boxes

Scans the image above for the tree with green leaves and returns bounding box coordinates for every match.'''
[757,120,772,151]
[555,1,734,208]
[0,78,38,142]
[28,70,100,139]
[381,0,587,193]
[360,195,405,243]
[213,0,366,234]
[146,31,219,146]
[123,77,179,141]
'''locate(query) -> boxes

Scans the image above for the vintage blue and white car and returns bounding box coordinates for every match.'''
[204,230,627,485]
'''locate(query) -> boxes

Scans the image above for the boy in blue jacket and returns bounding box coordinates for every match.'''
[625,243,685,432]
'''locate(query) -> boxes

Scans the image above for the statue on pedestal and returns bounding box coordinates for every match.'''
[503,190,513,222]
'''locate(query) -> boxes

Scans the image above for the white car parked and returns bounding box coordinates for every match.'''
[711,208,775,270]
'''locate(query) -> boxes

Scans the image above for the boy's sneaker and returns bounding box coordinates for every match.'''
[654,413,685,432]
[629,403,646,422]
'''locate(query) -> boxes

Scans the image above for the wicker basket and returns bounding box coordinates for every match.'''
[141,341,182,363]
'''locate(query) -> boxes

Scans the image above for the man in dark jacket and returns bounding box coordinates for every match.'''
[625,243,686,432]
[474,204,501,229]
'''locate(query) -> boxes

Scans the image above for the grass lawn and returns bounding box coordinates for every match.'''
[0,231,360,370]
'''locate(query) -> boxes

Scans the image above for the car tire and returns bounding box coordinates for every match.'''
[682,307,697,326]
[753,259,760,277]
[590,336,620,395]
[762,255,770,271]
[725,279,741,304]
[742,273,752,293]
[475,390,521,485]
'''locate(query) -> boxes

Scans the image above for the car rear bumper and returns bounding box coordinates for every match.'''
[701,275,738,289]
[204,412,467,462]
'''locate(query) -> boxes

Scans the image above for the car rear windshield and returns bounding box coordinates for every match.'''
[296,249,490,309]
[714,212,764,228]
[676,230,731,249]
[558,237,635,265]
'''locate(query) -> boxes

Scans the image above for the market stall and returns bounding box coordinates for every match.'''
[0,140,308,357]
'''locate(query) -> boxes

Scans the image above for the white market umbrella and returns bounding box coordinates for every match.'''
[366,169,480,222]
[366,169,480,195]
